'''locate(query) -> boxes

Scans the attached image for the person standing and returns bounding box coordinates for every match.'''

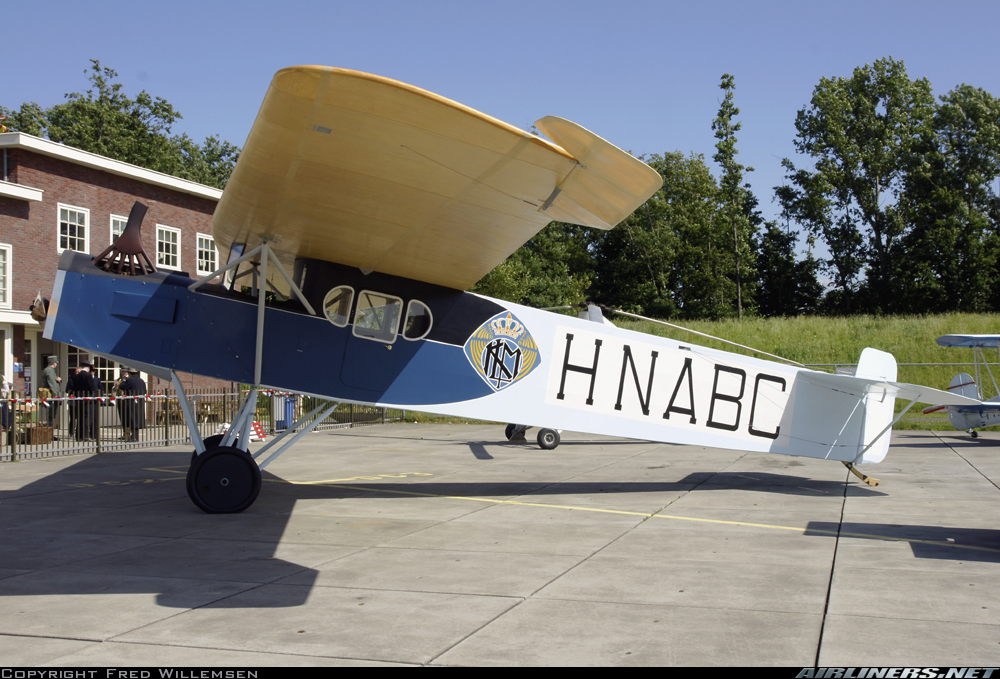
[67,365,81,440]
[41,356,62,435]
[69,362,99,441]
[66,366,78,436]
[113,367,128,439]
[0,372,11,432]
[121,369,146,441]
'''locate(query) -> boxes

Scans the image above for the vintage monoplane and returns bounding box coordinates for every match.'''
[41,66,981,513]
[921,334,1000,437]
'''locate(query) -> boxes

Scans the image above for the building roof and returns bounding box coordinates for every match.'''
[0,132,223,201]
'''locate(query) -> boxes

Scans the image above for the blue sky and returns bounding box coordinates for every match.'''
[8,0,1000,254]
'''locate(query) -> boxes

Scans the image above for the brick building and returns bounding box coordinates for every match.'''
[0,131,229,395]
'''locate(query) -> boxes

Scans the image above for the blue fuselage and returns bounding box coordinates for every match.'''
[46,252,499,406]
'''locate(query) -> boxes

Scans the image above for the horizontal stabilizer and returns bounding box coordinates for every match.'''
[796,371,980,407]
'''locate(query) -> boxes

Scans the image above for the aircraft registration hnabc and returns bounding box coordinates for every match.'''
[42,66,981,513]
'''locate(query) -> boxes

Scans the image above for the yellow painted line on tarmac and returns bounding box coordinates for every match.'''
[289,478,1000,555]
[275,472,435,485]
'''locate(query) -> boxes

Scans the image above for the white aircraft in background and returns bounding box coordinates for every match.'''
[922,334,1000,437]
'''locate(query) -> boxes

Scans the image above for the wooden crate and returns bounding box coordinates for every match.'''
[21,425,53,445]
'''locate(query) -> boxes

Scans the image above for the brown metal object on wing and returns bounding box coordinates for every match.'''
[93,201,157,275]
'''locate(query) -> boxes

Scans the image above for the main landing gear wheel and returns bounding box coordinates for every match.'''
[537,428,560,450]
[191,433,242,464]
[971,430,979,438]
[186,446,261,514]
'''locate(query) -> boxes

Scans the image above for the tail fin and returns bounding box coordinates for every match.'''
[946,372,978,431]
[854,348,897,463]
[948,372,978,399]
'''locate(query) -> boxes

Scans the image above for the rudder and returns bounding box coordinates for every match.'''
[855,348,897,463]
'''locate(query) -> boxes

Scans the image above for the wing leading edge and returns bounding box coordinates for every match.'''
[212,66,663,291]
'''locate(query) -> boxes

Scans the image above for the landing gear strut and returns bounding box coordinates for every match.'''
[173,373,338,514]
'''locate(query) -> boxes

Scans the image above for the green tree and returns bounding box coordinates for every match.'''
[591,152,726,319]
[0,101,46,136]
[171,133,242,189]
[1,60,239,189]
[794,236,825,315]
[470,222,593,309]
[899,84,1000,312]
[712,74,758,318]
[756,223,799,316]
[777,57,935,313]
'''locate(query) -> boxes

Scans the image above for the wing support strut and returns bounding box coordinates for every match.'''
[224,389,259,450]
[172,370,207,455]
[187,238,315,316]
[251,400,339,470]
[176,371,258,457]
[188,237,317,386]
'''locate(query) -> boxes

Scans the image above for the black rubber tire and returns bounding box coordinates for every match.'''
[537,428,560,450]
[972,430,979,438]
[505,423,516,441]
[186,445,262,514]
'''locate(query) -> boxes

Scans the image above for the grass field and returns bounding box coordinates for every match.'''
[614,312,1000,430]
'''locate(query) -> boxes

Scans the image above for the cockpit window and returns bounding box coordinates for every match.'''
[323,285,354,327]
[402,300,433,340]
[353,290,403,343]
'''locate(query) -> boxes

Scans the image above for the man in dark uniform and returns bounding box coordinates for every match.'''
[120,369,146,441]
[69,362,100,441]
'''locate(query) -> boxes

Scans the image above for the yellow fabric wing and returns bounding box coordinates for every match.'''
[213,66,663,291]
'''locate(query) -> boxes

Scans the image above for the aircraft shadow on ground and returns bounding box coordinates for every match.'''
[891,441,1000,449]
[805,521,1000,563]
[0,452,318,609]
[893,431,1000,447]
[261,471,884,501]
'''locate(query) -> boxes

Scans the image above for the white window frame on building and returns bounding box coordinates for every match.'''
[110,214,128,244]
[156,224,182,271]
[196,232,220,277]
[0,243,11,310]
[57,204,90,253]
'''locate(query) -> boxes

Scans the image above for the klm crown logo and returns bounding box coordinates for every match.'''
[465,311,540,392]
[490,313,525,340]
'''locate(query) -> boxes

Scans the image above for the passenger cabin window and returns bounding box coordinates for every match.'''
[403,300,433,340]
[323,286,354,327]
[353,291,403,343]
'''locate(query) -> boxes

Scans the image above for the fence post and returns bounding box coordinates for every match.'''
[8,396,16,462]
[162,392,169,448]
[95,393,102,454]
